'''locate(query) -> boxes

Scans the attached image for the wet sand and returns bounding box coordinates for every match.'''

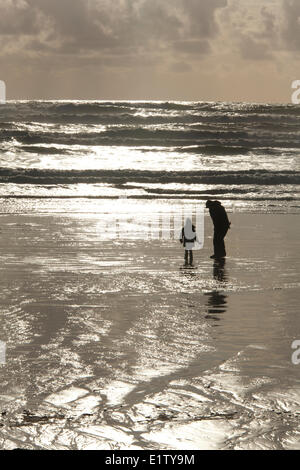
[0,212,299,449]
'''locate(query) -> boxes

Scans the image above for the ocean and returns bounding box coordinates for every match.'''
[0,100,299,213]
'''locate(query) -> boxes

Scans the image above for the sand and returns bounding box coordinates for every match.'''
[0,211,299,450]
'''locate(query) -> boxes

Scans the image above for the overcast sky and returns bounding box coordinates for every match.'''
[0,0,299,102]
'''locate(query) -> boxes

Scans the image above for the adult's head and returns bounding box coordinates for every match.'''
[206,199,221,208]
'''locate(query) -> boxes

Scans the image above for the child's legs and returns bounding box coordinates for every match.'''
[189,250,193,265]
[184,250,189,264]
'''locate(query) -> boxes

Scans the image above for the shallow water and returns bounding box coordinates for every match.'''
[0,211,299,449]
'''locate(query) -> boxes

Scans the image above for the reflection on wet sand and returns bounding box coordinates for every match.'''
[1,213,300,450]
[179,269,197,279]
[213,258,227,283]
[205,292,227,322]
[205,259,228,322]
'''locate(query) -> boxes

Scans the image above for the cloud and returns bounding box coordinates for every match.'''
[170,61,193,73]
[0,0,298,101]
[0,0,228,58]
[180,0,227,38]
[173,39,211,55]
[281,0,300,50]
[238,34,273,61]
[260,6,277,39]
[0,0,41,35]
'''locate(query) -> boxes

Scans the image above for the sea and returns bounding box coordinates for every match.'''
[0,100,299,214]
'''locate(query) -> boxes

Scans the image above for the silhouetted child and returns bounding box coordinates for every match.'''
[180,218,197,266]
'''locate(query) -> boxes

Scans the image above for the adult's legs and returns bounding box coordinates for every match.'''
[213,227,228,258]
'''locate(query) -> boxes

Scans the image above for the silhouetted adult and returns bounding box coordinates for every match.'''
[206,200,231,259]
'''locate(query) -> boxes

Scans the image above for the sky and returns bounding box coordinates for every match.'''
[0,0,299,102]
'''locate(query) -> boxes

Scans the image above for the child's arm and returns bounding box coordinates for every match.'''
[192,225,197,242]
[179,227,184,244]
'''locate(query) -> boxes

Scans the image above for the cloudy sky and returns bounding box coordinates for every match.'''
[0,0,299,102]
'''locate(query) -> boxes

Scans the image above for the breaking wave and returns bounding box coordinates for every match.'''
[0,168,298,186]
[0,100,299,209]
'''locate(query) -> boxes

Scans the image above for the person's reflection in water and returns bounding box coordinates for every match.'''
[181,270,197,279]
[213,257,227,282]
[205,291,227,322]
[205,258,228,322]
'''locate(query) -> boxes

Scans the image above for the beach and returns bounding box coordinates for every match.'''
[0,208,299,450]
[1,0,300,452]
